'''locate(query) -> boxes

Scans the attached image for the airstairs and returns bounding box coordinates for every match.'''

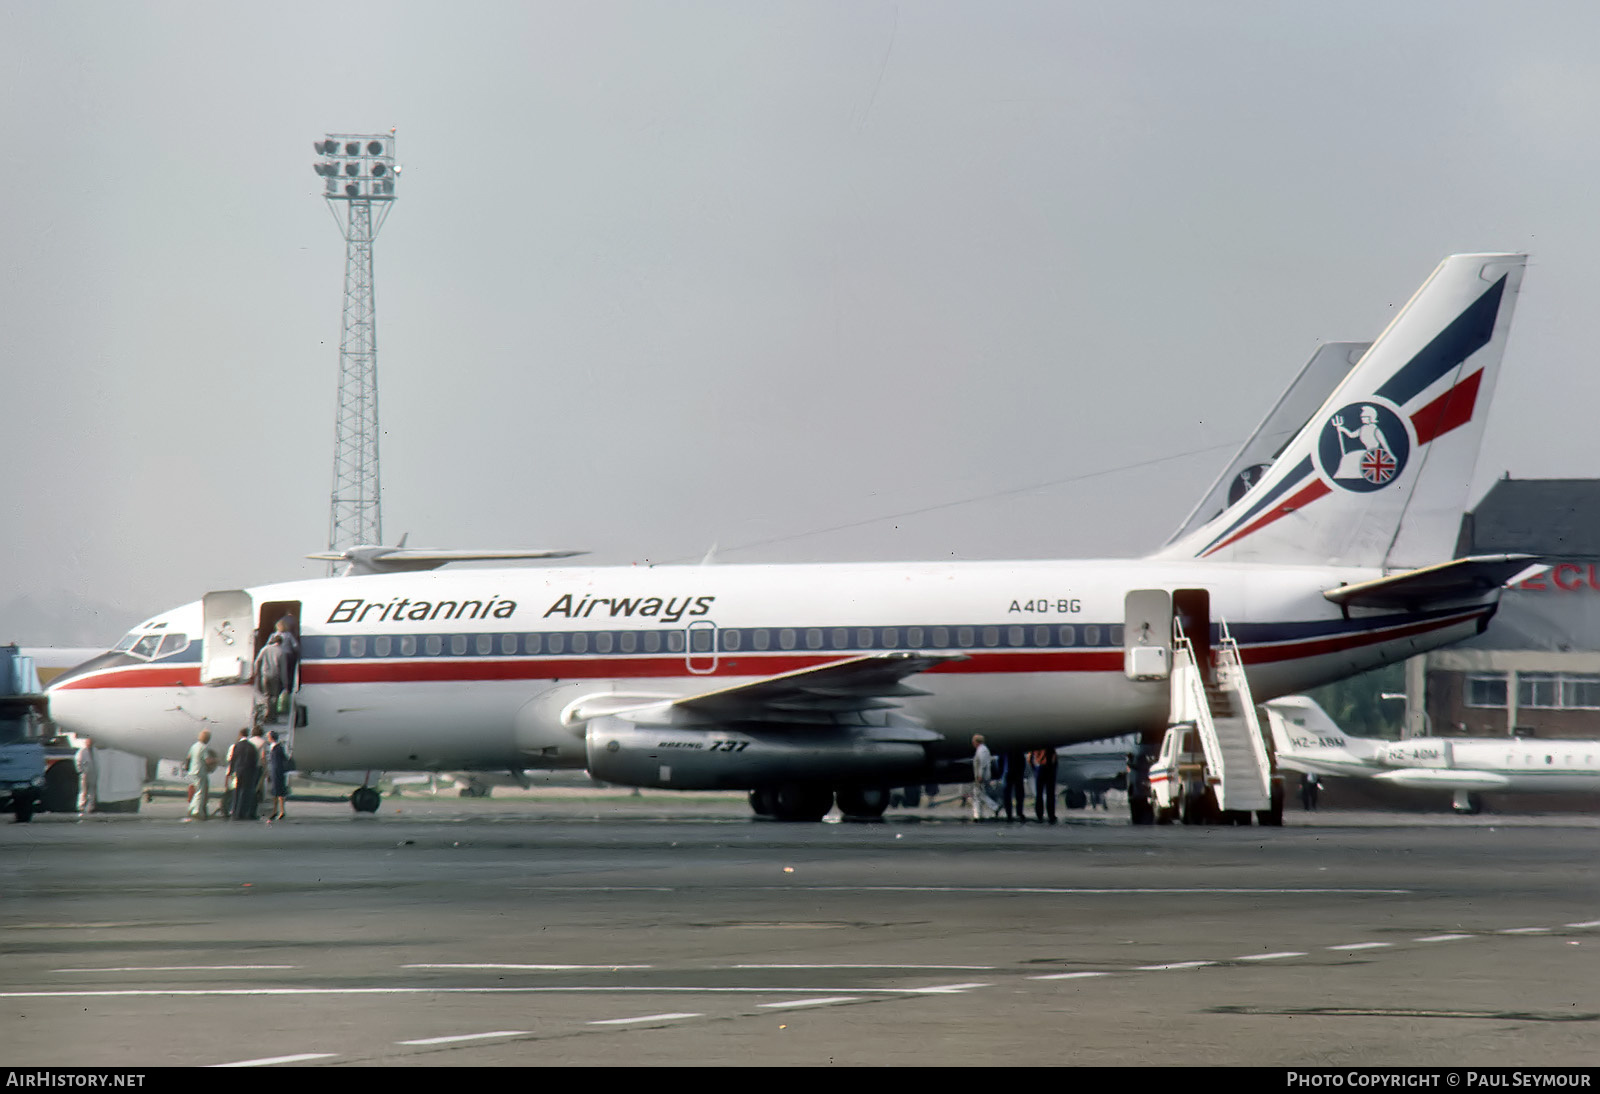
[1169,620,1274,814]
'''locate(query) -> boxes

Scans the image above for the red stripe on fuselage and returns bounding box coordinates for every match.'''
[1237,608,1487,665]
[51,666,201,690]
[300,649,1126,684]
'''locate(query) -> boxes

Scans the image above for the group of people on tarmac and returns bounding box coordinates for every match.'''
[185,727,290,822]
[967,734,1063,823]
[183,619,299,823]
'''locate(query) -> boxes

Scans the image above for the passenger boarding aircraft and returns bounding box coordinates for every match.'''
[1263,695,1600,814]
[47,254,1541,819]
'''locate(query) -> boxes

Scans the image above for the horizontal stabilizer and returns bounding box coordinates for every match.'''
[307,546,588,576]
[1323,554,1543,611]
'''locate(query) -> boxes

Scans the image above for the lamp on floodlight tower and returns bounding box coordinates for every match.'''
[312,130,399,569]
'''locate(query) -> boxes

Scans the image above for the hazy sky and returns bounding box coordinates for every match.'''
[3,1,1597,638]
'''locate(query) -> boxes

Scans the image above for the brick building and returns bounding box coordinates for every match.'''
[1402,478,1600,742]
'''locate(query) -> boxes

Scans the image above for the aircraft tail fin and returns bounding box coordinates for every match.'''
[1156,254,1527,569]
[1263,696,1385,776]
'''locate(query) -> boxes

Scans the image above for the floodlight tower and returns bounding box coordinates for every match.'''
[312,131,398,567]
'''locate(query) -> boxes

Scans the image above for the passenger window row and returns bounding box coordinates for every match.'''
[315,623,1125,659]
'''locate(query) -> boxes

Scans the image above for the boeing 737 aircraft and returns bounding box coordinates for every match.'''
[1263,694,1600,814]
[47,254,1540,819]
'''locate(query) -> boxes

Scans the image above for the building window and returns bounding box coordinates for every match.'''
[1465,673,1507,708]
[1561,674,1600,709]
[1518,673,1559,709]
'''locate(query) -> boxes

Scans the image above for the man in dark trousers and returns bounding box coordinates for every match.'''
[1001,749,1029,822]
[1032,747,1059,824]
[226,729,259,821]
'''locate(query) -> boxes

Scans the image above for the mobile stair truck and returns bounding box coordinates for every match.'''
[1147,620,1283,826]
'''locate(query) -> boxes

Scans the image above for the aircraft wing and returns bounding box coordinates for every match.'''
[1371,768,1513,790]
[307,546,588,575]
[588,652,965,731]
[1323,555,1543,611]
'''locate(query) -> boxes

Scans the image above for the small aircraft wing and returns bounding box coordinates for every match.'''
[307,546,588,575]
[599,652,966,729]
[1323,554,1543,611]
[1372,768,1513,791]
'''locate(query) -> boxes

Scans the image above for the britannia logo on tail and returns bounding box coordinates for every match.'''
[1317,400,1410,492]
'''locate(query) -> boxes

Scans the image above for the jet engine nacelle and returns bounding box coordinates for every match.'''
[583,716,931,790]
[1379,739,1453,769]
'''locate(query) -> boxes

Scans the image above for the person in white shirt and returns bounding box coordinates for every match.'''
[970,734,994,821]
[75,738,97,815]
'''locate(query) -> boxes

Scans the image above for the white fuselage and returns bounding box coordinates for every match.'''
[1266,696,1600,794]
[47,558,1495,776]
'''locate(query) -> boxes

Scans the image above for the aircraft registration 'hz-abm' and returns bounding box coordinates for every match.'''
[1264,694,1600,814]
[48,254,1543,819]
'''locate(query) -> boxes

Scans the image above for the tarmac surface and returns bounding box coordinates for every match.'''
[2,788,1597,1068]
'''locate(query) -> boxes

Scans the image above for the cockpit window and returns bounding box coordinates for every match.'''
[155,633,189,658]
[113,632,139,652]
[130,634,162,660]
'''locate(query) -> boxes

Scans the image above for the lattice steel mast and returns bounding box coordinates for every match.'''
[313,131,398,568]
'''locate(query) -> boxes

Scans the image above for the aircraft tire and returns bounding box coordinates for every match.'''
[836,786,890,819]
[350,787,381,813]
[771,784,833,822]
[1180,788,1207,825]
[13,793,35,823]
[41,762,77,813]
[748,788,776,816]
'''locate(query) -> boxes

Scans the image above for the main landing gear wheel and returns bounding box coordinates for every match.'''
[770,784,834,822]
[836,786,890,820]
[350,786,382,813]
[749,788,776,817]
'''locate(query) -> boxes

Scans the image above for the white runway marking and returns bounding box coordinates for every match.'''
[772,886,1409,895]
[1327,942,1392,951]
[1497,927,1551,934]
[759,997,859,1009]
[1235,952,1306,961]
[210,1053,337,1067]
[0,985,970,1000]
[588,1012,700,1025]
[1135,961,1213,971]
[1027,972,1111,981]
[397,1031,531,1045]
[403,963,652,971]
[731,963,994,970]
[1414,934,1473,943]
[1566,920,1600,929]
[57,965,298,973]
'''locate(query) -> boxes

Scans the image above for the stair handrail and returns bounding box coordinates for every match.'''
[1215,617,1273,802]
